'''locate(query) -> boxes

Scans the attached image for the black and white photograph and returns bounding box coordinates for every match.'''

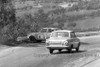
[0,0,100,67]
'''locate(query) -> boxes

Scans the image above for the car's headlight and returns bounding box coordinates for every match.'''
[46,40,50,46]
[46,39,49,43]
[62,41,68,46]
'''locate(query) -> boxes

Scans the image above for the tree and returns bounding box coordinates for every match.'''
[33,9,50,27]
[1,0,8,3]
[67,22,76,29]
[0,0,16,43]
[0,0,16,28]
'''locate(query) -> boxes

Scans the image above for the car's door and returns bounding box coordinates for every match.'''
[38,29,47,39]
[70,32,79,48]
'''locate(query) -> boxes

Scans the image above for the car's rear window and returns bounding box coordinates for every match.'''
[51,32,69,37]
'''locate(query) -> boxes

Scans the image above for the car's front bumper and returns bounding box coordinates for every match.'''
[46,45,70,49]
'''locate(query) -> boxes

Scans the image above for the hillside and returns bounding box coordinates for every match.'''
[1,0,100,45]
[75,17,100,29]
[14,0,100,29]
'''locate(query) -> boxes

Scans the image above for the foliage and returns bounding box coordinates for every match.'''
[0,0,16,43]
[33,9,50,27]
[2,0,100,45]
[0,0,16,28]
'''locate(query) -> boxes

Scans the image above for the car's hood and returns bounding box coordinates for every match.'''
[47,37,70,42]
[28,32,37,35]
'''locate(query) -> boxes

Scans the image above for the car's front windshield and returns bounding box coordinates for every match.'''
[51,32,69,37]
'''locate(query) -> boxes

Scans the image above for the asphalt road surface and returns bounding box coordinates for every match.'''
[0,36,100,67]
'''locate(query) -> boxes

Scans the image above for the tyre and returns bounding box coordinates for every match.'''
[49,49,54,54]
[67,45,73,53]
[37,40,42,43]
[58,49,62,53]
[67,48,72,53]
[29,36,37,42]
[76,42,80,52]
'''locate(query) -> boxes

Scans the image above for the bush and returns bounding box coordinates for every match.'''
[0,14,40,45]
[0,0,16,44]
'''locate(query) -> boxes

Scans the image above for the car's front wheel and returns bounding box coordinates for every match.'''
[49,49,54,54]
[67,48,72,53]
[58,49,62,53]
[37,40,42,43]
[67,45,73,53]
[76,42,80,52]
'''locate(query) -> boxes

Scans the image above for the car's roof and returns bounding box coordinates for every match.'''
[52,30,73,33]
[43,27,59,29]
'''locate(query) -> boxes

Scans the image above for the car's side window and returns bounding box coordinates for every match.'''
[40,29,47,32]
[48,29,54,32]
[70,32,76,38]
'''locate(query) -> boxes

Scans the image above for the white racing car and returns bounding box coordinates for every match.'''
[27,28,59,42]
[46,30,80,54]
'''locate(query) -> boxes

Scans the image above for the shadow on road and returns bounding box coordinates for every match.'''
[1,39,45,47]
[18,42,45,47]
[81,42,90,45]
[2,42,45,47]
[54,50,86,54]
[1,39,90,48]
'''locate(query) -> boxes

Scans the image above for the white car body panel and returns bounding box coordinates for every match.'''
[27,28,60,41]
[46,30,80,49]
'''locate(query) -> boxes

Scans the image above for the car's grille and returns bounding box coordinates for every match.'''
[50,42,62,45]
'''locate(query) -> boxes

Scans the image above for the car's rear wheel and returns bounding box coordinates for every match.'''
[49,49,54,54]
[76,42,80,52]
[29,36,37,42]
